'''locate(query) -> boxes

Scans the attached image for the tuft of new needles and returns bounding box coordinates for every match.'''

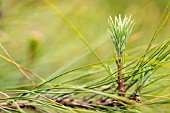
[108,14,134,96]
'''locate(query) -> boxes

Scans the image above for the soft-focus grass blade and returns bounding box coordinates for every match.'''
[42,0,110,75]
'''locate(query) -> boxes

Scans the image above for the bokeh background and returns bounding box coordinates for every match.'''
[0,0,169,112]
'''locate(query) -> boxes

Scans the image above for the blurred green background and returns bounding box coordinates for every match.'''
[0,0,169,112]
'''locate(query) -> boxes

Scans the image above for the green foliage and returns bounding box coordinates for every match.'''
[108,15,134,54]
[0,0,169,113]
[108,14,134,95]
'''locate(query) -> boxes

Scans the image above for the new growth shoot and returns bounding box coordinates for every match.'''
[108,14,134,96]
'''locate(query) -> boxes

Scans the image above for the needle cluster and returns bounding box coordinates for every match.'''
[108,14,134,96]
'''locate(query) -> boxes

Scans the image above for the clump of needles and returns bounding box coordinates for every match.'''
[108,14,134,97]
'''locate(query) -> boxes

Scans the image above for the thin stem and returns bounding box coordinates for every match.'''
[117,51,125,96]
